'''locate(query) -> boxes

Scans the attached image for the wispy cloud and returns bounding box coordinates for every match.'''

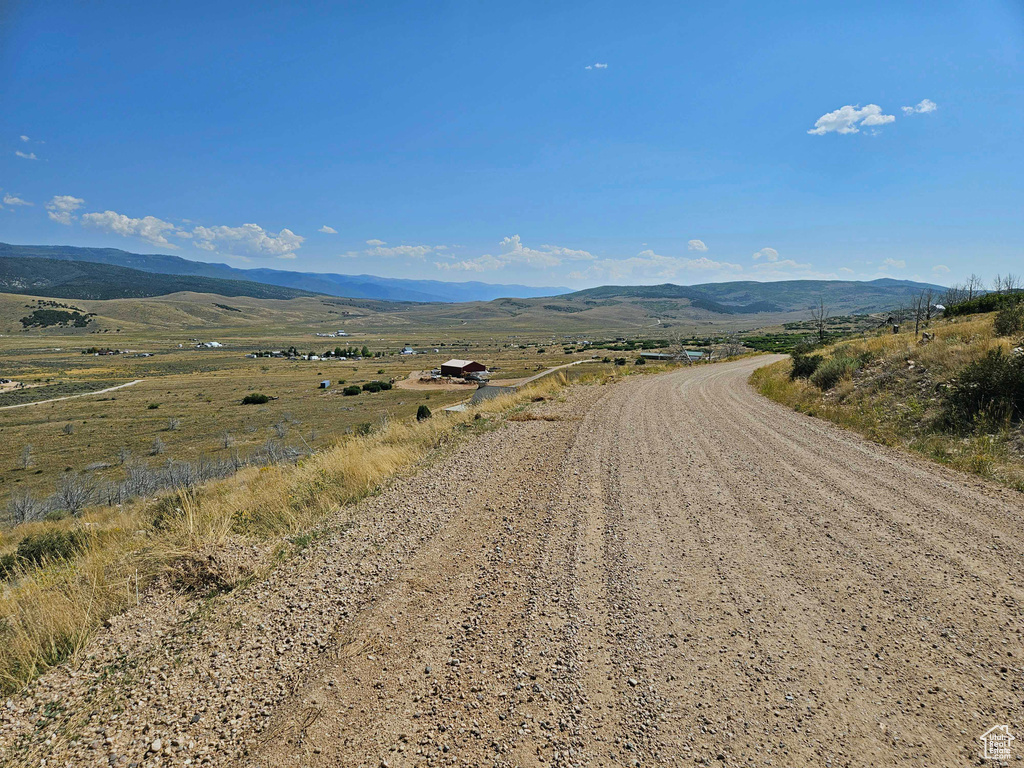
[435,235,594,272]
[584,62,608,70]
[318,225,337,234]
[932,264,950,274]
[14,150,37,160]
[19,135,30,142]
[365,239,386,246]
[569,250,742,283]
[881,257,906,270]
[902,99,937,115]
[687,239,708,252]
[752,247,779,261]
[46,195,85,224]
[2,193,33,207]
[808,104,895,135]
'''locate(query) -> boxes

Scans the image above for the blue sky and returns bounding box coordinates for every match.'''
[1,1,1021,288]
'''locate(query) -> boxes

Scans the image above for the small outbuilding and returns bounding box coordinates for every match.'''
[440,359,487,378]
[319,380,331,389]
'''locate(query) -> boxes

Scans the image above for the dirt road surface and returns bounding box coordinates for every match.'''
[3,356,1022,767]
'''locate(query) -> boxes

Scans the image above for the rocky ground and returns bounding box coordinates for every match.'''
[2,356,1023,767]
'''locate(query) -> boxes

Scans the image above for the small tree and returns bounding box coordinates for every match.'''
[62,423,75,435]
[18,444,34,470]
[809,298,829,343]
[166,417,181,431]
[151,436,166,455]
[416,405,432,421]
[116,446,131,466]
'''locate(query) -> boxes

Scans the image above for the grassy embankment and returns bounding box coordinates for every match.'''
[751,307,1024,490]
[0,361,671,694]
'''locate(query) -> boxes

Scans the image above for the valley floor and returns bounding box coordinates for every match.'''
[2,356,1022,767]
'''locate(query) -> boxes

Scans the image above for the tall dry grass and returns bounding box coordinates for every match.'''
[0,371,587,694]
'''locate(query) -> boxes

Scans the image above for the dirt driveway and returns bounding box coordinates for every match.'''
[4,356,1021,767]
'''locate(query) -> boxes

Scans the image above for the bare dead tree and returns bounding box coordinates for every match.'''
[967,273,984,300]
[1006,273,1022,293]
[809,298,829,343]
[53,473,94,517]
[18,444,34,470]
[7,492,43,525]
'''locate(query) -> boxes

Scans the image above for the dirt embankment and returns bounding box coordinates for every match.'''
[2,356,1022,767]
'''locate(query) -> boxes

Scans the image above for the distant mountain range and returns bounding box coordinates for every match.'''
[0,243,567,303]
[0,257,315,301]
[0,243,946,316]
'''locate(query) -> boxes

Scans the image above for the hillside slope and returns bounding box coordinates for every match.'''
[0,243,567,303]
[570,278,946,315]
[0,257,315,300]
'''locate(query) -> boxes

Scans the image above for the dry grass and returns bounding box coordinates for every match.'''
[0,372,575,694]
[751,313,1024,490]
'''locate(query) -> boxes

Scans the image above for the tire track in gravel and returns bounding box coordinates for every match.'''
[4,356,1023,768]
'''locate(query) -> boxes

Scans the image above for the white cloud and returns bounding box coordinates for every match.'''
[46,195,85,225]
[808,104,896,135]
[881,257,906,270]
[752,247,779,262]
[365,238,386,246]
[19,135,30,142]
[15,150,37,160]
[365,244,444,259]
[436,235,595,272]
[318,225,337,234]
[687,239,708,252]
[902,99,937,115]
[932,264,950,274]
[584,63,608,70]
[569,250,742,283]
[192,223,304,259]
[82,210,188,248]
[2,193,32,207]
[838,267,855,275]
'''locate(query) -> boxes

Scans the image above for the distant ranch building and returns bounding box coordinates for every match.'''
[440,359,487,378]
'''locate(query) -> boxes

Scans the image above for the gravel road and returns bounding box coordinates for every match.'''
[3,356,1022,767]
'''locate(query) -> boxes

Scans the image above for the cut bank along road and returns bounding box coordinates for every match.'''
[3,356,1022,768]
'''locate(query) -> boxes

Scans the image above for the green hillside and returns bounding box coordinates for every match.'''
[0,257,317,301]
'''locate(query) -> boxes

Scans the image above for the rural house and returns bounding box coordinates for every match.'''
[440,359,487,378]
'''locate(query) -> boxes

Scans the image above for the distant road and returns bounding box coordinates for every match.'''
[0,379,144,410]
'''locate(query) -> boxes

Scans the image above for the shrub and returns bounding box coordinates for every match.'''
[342,385,361,396]
[790,353,823,380]
[943,349,1024,428]
[147,403,160,409]
[614,358,627,366]
[16,529,86,567]
[0,553,19,581]
[241,393,269,405]
[602,357,611,363]
[809,354,860,390]
[994,303,1024,337]
[416,405,432,421]
[362,380,392,393]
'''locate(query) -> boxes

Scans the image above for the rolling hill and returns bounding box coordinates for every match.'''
[569,278,947,315]
[0,243,567,303]
[0,257,316,300]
